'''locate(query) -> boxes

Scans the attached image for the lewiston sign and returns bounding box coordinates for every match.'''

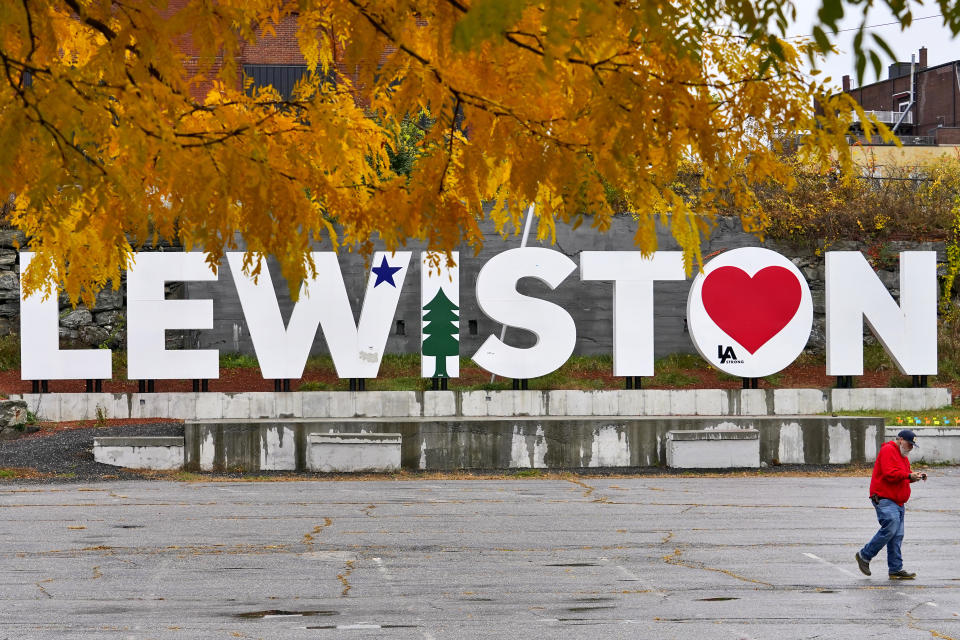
[19,247,937,383]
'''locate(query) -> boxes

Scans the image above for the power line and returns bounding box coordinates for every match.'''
[791,13,943,38]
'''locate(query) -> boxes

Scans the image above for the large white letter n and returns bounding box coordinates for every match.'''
[826,251,936,376]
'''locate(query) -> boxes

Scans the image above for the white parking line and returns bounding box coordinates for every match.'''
[372,557,393,580]
[803,553,861,578]
[599,557,667,598]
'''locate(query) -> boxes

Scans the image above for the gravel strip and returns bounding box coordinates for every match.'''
[0,423,183,482]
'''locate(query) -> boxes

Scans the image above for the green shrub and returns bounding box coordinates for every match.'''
[0,334,19,371]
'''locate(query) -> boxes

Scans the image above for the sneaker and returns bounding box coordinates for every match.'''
[855,552,871,576]
[888,570,917,580]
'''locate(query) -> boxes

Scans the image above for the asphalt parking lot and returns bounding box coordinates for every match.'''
[2,473,959,639]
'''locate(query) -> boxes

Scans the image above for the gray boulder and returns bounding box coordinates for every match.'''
[0,399,27,428]
[60,309,92,329]
[79,325,110,348]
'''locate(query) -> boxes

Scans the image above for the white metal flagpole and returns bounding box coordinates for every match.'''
[490,202,536,382]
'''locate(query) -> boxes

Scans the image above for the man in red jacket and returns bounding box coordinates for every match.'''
[855,429,926,580]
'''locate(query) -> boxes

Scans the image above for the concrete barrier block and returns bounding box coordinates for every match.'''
[460,391,490,416]
[247,393,276,419]
[381,392,421,417]
[59,394,89,421]
[797,389,828,415]
[302,392,354,418]
[307,433,402,472]
[872,388,901,411]
[669,390,697,415]
[899,387,951,411]
[830,389,852,412]
[548,391,591,416]
[831,388,878,412]
[194,393,222,420]
[513,391,546,416]
[694,389,724,416]
[644,390,671,416]
[479,391,544,416]
[773,389,799,415]
[355,392,386,417]
[301,392,330,417]
[167,393,198,420]
[739,390,768,416]
[665,429,760,469]
[221,393,251,419]
[94,436,184,470]
[260,425,297,470]
[275,393,303,418]
[424,391,456,417]
[617,390,644,416]
[131,393,170,419]
[485,391,516,415]
[929,387,952,409]
[591,391,620,416]
[88,393,131,420]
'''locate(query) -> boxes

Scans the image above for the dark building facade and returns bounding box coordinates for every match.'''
[839,47,960,145]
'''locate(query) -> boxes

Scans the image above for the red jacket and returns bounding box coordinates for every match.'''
[869,440,912,506]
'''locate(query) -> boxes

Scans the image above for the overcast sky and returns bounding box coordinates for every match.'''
[787,4,959,90]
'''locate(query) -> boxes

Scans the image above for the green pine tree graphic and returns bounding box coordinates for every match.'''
[422,288,459,378]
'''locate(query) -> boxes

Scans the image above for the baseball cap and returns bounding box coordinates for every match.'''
[897,429,919,448]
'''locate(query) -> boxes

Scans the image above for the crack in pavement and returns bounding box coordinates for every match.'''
[566,478,595,498]
[35,579,53,598]
[337,559,355,597]
[663,547,773,587]
[302,518,333,549]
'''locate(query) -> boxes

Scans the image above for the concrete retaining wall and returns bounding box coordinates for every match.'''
[183,416,883,471]
[13,387,950,422]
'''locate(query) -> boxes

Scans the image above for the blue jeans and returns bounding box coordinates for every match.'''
[860,498,905,573]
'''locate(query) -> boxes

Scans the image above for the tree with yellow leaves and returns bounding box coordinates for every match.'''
[1,0,956,304]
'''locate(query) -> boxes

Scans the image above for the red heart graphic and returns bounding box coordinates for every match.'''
[701,266,802,355]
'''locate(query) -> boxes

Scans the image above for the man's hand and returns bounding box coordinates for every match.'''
[909,471,926,482]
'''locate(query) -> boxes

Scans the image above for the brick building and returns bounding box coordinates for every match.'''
[839,47,960,146]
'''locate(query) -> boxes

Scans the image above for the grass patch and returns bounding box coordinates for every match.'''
[652,370,698,387]
[366,376,428,391]
[219,352,260,369]
[456,380,513,391]
[298,381,333,392]
[110,349,128,381]
[512,469,544,478]
[0,467,54,479]
[863,343,896,372]
[304,354,336,371]
[647,353,702,388]
[828,406,959,425]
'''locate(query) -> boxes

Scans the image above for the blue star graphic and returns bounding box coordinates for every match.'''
[371,256,402,288]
